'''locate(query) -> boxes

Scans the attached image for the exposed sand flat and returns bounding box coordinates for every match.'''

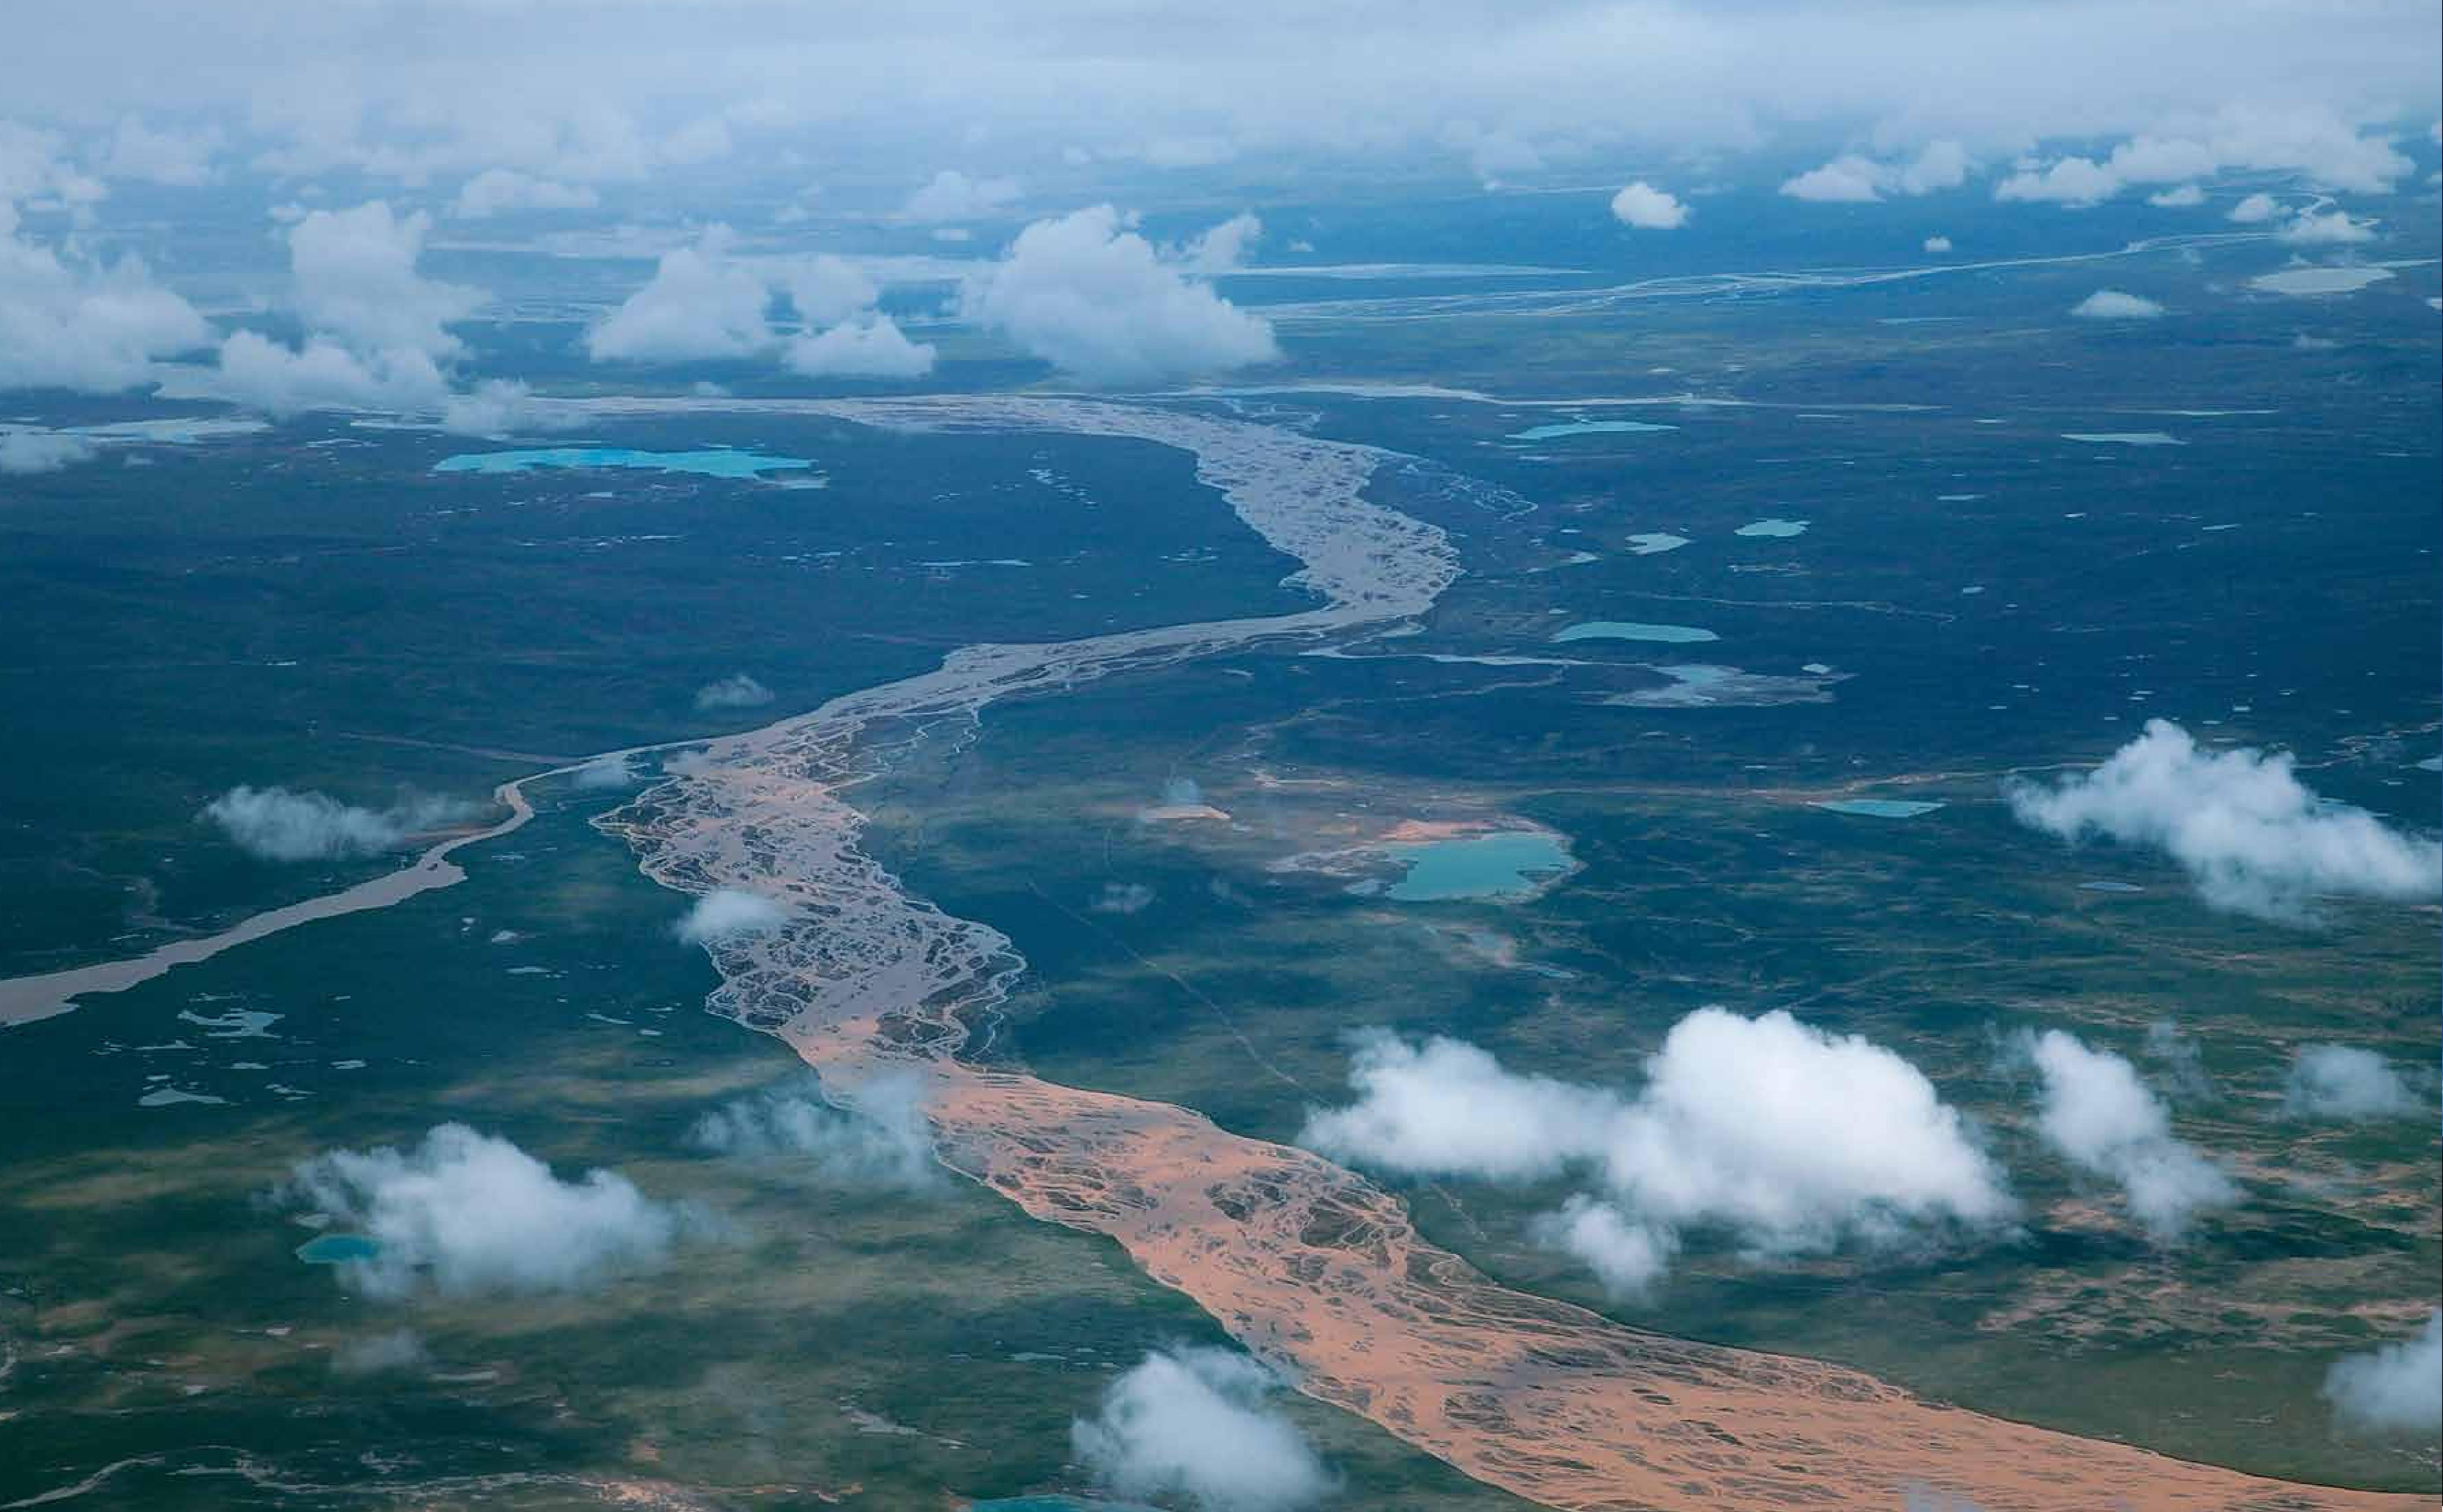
[574,397,2417,1512]
[17,395,2415,1508]
[0,779,538,1027]
[911,1061,2415,1512]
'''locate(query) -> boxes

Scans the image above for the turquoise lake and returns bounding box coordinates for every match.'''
[1385,831,1573,901]
[1553,621,1718,643]
[295,1233,381,1265]
[1811,799,1945,818]
[1509,420,1678,440]
[434,447,813,478]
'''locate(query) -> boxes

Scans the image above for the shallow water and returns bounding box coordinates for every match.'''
[1811,798,1945,819]
[2249,266,2394,296]
[1553,620,1718,643]
[1384,830,1574,900]
[1510,419,1678,440]
[1735,518,1809,537]
[433,447,813,478]
[294,1234,381,1265]
[1627,532,1691,554]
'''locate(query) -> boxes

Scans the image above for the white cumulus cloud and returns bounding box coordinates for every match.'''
[1530,1195,1681,1299]
[1609,180,1690,229]
[2282,1045,2424,1122]
[569,751,641,790]
[694,671,774,709]
[1997,109,2413,208]
[284,1124,693,1298]
[287,201,481,358]
[1072,1348,1334,1512]
[2070,289,2164,319]
[201,785,474,861]
[674,887,788,943]
[2276,208,2377,244]
[785,313,934,378]
[783,254,878,328]
[2006,720,2443,921]
[438,377,584,436]
[1781,141,1971,202]
[2147,183,2205,207]
[2323,1312,2443,1437]
[959,205,1277,385]
[689,1073,940,1190]
[1994,155,2122,206]
[205,331,449,417]
[588,225,775,362]
[0,221,208,392]
[185,199,495,417]
[0,429,97,474]
[100,115,219,186]
[2228,192,2283,223]
[452,168,601,219]
[1176,211,1262,274]
[902,169,1020,222]
[2020,1029,2236,1241]
[1301,1008,2014,1295]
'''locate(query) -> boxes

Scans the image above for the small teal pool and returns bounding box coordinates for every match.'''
[1812,799,1944,819]
[296,1233,381,1265]
[434,447,812,478]
[1553,621,1718,644]
[1385,831,1574,902]
[1509,420,1678,440]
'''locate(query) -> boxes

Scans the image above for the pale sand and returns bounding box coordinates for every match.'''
[0,779,537,1027]
[9,396,2418,1509]
[578,398,2415,1511]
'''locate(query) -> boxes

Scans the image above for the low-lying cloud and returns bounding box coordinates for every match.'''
[1609,180,1690,229]
[784,312,935,378]
[2323,1311,2442,1437]
[1301,1008,2015,1295]
[451,168,600,219]
[689,1073,940,1190]
[1780,141,1971,202]
[694,671,774,709]
[2070,289,2164,320]
[0,429,96,473]
[570,751,642,789]
[284,1123,695,1298]
[201,785,474,861]
[2019,1029,2236,1241]
[2006,720,2443,921]
[674,887,788,943]
[2276,208,2377,245]
[1091,881,1156,915]
[1072,1347,1334,1512]
[332,1328,429,1375]
[1995,112,2413,207]
[2281,1045,2423,1121]
[588,225,776,362]
[0,213,208,391]
[958,205,1278,385]
[902,168,1020,223]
